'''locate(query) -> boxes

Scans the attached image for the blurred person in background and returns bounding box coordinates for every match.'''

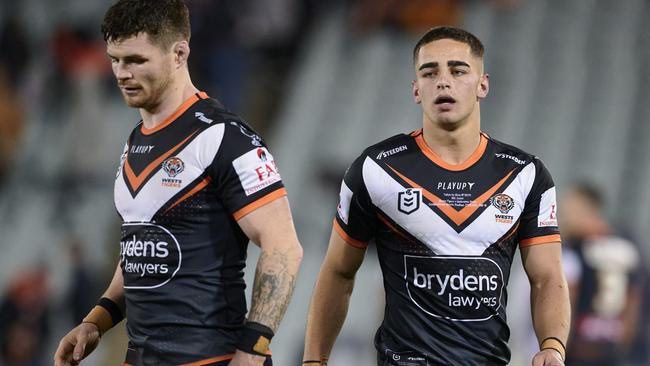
[53,1,302,365]
[0,15,30,186]
[0,266,50,366]
[560,183,643,366]
[304,26,569,366]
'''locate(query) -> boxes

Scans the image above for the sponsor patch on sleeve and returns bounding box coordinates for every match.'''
[538,187,558,227]
[337,181,353,225]
[232,147,282,196]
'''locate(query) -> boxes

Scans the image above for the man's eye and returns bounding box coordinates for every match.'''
[452,70,466,76]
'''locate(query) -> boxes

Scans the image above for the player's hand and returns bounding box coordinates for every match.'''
[53,322,101,366]
[531,349,564,366]
[228,350,267,366]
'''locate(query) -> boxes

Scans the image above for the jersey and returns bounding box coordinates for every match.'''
[334,129,561,365]
[564,235,641,365]
[114,92,285,365]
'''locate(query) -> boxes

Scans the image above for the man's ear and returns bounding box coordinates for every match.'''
[174,40,190,68]
[412,80,422,104]
[477,73,489,99]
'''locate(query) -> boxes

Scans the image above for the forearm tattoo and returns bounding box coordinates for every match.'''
[248,248,297,331]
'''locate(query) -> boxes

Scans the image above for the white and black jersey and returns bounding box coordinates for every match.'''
[114,92,284,365]
[334,129,561,366]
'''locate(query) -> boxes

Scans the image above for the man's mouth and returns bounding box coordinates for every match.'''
[120,85,141,95]
[435,95,456,105]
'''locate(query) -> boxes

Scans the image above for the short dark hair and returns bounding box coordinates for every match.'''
[101,0,190,49]
[413,26,484,64]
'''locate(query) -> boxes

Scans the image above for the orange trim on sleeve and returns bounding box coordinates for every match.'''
[414,132,489,171]
[180,353,235,366]
[519,234,562,247]
[141,92,209,135]
[332,219,368,249]
[233,188,287,221]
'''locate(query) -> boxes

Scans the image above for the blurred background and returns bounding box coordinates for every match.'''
[0,0,648,365]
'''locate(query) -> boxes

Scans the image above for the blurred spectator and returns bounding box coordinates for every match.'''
[0,16,30,185]
[65,239,100,325]
[350,0,463,33]
[560,183,644,366]
[0,266,50,366]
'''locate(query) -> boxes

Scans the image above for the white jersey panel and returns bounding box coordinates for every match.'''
[115,124,225,222]
[362,158,537,255]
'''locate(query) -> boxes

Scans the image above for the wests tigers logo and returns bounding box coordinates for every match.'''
[491,193,514,214]
[162,157,185,177]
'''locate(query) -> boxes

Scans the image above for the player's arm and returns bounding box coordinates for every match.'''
[303,228,366,365]
[232,196,303,364]
[521,242,571,366]
[54,264,125,366]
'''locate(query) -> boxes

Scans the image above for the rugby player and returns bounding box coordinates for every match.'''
[303,26,570,366]
[53,1,302,365]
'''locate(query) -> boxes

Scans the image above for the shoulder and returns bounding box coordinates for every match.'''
[487,135,539,167]
[355,132,416,164]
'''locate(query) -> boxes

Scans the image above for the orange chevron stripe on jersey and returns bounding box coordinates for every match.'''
[124,130,199,192]
[164,176,213,214]
[141,91,209,135]
[413,130,489,171]
[387,164,515,227]
[377,213,411,240]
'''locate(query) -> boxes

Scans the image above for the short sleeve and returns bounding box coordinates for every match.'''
[209,120,286,220]
[333,154,378,249]
[518,159,562,247]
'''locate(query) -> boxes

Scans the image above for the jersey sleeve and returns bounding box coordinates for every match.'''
[333,154,378,249]
[209,120,286,220]
[517,158,561,247]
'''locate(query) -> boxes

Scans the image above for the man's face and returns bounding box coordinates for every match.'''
[107,33,175,110]
[412,39,488,128]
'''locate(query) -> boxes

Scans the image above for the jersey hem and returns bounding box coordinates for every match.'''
[232,187,287,220]
[333,219,368,249]
[519,234,561,247]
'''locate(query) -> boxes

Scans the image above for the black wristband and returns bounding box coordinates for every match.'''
[236,321,274,356]
[97,297,124,326]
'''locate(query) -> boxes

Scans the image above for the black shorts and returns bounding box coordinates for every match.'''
[124,345,273,366]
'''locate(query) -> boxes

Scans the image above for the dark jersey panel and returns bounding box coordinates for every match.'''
[114,93,285,364]
[334,130,561,365]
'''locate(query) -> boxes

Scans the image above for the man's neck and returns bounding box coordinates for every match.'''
[421,115,482,166]
[140,74,199,130]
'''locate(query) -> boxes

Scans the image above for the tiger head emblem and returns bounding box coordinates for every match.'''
[162,157,185,178]
[491,193,515,214]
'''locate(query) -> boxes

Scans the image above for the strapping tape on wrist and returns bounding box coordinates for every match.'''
[82,297,124,335]
[540,336,566,361]
[237,321,274,356]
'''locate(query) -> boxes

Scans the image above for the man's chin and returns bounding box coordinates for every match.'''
[123,95,146,108]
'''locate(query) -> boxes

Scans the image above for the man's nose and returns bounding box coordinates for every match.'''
[436,76,451,90]
[114,63,132,80]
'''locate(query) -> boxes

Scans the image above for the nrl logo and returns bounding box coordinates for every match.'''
[398,188,421,214]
